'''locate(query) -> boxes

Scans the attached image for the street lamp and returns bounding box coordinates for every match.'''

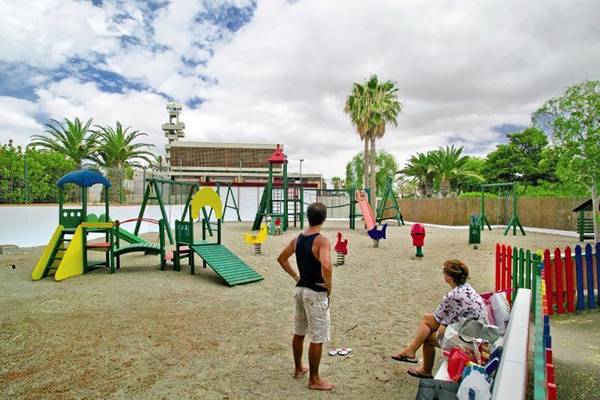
[299,159,304,186]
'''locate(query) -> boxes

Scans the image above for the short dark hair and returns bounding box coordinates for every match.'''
[443,259,469,285]
[307,202,327,226]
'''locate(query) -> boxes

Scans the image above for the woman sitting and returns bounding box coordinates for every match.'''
[391,259,486,379]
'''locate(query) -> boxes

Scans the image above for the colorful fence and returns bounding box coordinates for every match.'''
[534,265,557,400]
[496,242,600,314]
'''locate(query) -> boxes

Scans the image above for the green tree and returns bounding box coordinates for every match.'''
[533,80,600,240]
[399,152,435,197]
[344,150,398,196]
[429,145,481,197]
[93,121,154,202]
[482,127,553,185]
[457,156,486,192]
[150,154,169,172]
[344,75,402,207]
[331,176,343,190]
[30,117,99,168]
[0,143,76,203]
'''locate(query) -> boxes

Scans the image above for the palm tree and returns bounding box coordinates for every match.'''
[429,145,484,197]
[150,154,169,172]
[400,152,436,197]
[30,117,99,168]
[93,121,155,202]
[344,75,402,207]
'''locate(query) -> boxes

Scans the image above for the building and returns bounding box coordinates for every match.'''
[161,104,324,188]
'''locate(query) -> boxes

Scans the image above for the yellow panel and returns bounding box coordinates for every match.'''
[191,187,223,220]
[55,226,84,281]
[81,222,113,229]
[244,223,268,244]
[32,225,64,281]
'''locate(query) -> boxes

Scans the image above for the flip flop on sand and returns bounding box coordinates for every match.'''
[338,348,352,356]
[328,348,341,356]
[391,354,418,364]
[407,367,433,379]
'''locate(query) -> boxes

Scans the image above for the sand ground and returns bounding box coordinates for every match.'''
[0,221,597,399]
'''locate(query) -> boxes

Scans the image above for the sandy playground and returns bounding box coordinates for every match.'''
[1,221,599,399]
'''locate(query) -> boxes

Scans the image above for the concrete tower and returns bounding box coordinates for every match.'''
[162,102,185,163]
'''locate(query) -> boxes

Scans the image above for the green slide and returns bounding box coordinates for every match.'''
[116,227,147,244]
[191,244,263,286]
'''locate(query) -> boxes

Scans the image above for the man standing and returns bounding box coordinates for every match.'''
[277,202,334,391]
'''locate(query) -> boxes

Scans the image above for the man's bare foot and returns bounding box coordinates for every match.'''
[308,378,335,390]
[293,365,309,378]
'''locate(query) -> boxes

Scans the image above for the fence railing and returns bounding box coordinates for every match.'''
[496,242,600,314]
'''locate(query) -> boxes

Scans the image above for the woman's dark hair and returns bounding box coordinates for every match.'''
[307,202,327,226]
[443,259,469,285]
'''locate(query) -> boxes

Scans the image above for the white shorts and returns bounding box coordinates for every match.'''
[294,286,330,343]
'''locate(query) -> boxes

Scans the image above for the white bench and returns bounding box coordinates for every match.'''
[433,289,532,400]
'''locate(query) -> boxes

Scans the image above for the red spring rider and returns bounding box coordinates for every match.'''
[410,223,426,257]
[334,232,348,265]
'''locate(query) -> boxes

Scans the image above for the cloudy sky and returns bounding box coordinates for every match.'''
[1,0,599,179]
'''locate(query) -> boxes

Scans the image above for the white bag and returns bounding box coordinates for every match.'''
[457,368,491,400]
[490,292,510,335]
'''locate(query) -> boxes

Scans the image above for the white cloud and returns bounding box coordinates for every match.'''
[1,0,600,181]
[0,97,43,144]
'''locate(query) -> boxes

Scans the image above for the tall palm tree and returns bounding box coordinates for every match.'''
[30,117,99,168]
[429,145,483,197]
[93,121,154,202]
[344,75,402,207]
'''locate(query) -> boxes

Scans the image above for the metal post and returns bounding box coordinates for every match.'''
[23,149,28,204]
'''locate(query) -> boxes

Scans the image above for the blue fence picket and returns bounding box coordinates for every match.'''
[575,245,585,311]
[596,242,600,307]
[585,243,595,309]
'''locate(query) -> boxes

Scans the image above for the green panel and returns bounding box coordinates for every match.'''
[117,227,147,244]
[60,208,84,229]
[175,220,194,245]
[191,244,263,286]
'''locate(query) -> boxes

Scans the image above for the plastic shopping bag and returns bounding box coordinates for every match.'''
[489,292,510,334]
[457,368,491,400]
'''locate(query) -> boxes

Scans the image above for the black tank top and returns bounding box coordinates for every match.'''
[295,233,327,292]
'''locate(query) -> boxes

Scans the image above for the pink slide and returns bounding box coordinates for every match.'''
[356,191,387,240]
[356,191,377,230]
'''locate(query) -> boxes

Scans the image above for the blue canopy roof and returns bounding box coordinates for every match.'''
[57,170,112,188]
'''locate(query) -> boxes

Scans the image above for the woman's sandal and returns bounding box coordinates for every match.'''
[407,366,433,379]
[391,354,418,364]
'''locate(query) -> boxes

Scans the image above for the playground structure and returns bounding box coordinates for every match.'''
[113,218,167,270]
[355,190,387,246]
[252,145,303,233]
[376,176,404,226]
[477,182,525,236]
[32,170,115,281]
[135,177,241,244]
[334,232,348,265]
[572,199,595,241]
[410,223,425,257]
[244,223,268,254]
[302,187,369,230]
[174,187,263,286]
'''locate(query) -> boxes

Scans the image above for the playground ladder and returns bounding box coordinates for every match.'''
[41,230,73,279]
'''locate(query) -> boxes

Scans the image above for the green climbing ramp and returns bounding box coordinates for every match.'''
[191,244,264,286]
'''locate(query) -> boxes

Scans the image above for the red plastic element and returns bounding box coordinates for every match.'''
[275,217,281,226]
[410,223,426,246]
[546,363,555,384]
[334,232,348,255]
[119,217,159,225]
[444,348,474,382]
[87,242,110,249]
[547,383,558,400]
[554,248,565,314]
[495,244,501,292]
[565,246,575,313]
[545,348,553,365]
[268,144,286,164]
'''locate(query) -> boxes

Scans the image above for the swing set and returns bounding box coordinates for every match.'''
[477,182,525,236]
[134,177,241,244]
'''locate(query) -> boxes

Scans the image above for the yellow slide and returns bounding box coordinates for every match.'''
[32,226,64,280]
[55,226,85,281]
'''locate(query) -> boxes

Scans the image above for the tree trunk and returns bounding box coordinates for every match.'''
[592,180,598,243]
[369,136,377,209]
[363,137,369,190]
